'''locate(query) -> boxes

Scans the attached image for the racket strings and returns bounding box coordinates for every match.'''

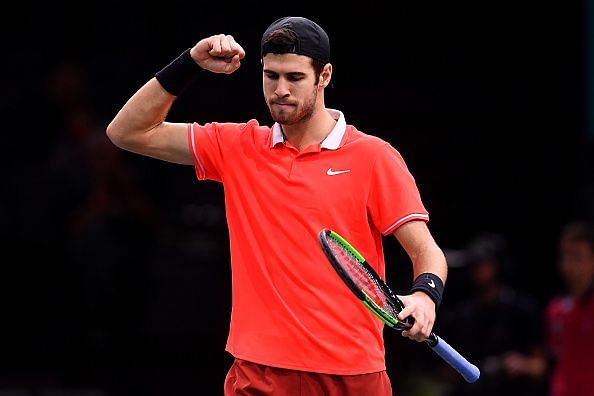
[328,238,398,317]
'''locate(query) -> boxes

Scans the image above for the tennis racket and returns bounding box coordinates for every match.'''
[318,228,480,383]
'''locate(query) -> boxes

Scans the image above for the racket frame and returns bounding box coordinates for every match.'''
[318,229,413,332]
[318,228,480,383]
[319,228,438,344]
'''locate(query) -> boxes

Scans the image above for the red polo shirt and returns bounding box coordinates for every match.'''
[546,289,594,396]
[187,109,429,374]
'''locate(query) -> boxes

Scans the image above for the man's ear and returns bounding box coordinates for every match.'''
[319,63,332,88]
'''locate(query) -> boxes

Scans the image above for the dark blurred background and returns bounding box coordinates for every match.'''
[3,0,593,395]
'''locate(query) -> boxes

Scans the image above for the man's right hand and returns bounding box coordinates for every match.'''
[190,34,246,74]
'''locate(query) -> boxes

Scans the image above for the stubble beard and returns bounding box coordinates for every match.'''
[269,89,318,126]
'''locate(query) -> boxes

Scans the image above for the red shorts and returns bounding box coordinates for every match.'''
[224,359,392,396]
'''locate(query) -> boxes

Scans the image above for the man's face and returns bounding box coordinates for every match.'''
[262,53,319,125]
[559,239,594,291]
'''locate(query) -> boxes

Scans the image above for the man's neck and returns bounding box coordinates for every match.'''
[282,107,337,151]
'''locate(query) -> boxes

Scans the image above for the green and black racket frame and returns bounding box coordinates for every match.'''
[318,228,480,383]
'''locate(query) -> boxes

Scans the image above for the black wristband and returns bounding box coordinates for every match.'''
[410,272,444,308]
[155,48,202,96]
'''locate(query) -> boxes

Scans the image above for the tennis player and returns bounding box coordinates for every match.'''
[107,16,448,395]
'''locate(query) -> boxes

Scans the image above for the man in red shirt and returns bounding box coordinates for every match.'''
[107,16,448,395]
[545,220,594,396]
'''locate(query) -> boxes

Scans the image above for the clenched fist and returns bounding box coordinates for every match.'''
[190,34,246,74]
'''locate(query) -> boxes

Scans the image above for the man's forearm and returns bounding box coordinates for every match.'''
[408,243,447,308]
[410,244,448,283]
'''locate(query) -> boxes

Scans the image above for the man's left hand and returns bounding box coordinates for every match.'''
[396,292,436,342]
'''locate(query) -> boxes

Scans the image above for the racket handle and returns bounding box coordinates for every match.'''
[429,335,480,383]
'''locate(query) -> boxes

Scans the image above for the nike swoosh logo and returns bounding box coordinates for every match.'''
[327,168,351,176]
[428,280,436,288]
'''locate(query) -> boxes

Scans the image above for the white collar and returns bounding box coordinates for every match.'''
[271,108,347,150]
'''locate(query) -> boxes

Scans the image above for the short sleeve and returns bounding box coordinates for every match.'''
[187,122,244,182]
[367,143,429,235]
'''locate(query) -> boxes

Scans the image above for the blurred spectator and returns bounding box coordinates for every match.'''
[38,61,163,378]
[544,220,594,396]
[442,232,547,396]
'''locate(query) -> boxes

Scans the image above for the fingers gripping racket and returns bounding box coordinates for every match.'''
[318,229,480,383]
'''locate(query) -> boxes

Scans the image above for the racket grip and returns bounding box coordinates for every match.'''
[430,335,480,383]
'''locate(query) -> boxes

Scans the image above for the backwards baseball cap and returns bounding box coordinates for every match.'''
[261,16,330,64]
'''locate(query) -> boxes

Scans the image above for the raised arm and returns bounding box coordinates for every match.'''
[106,34,245,164]
[392,220,448,341]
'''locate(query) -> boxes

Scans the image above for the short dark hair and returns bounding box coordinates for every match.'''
[261,28,325,84]
[560,220,594,252]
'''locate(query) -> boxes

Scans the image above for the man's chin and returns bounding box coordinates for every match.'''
[271,112,296,125]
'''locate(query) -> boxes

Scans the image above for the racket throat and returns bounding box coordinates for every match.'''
[361,299,398,327]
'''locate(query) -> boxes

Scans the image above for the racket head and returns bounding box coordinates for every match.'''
[318,228,412,331]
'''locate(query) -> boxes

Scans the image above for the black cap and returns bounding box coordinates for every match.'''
[261,16,330,64]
